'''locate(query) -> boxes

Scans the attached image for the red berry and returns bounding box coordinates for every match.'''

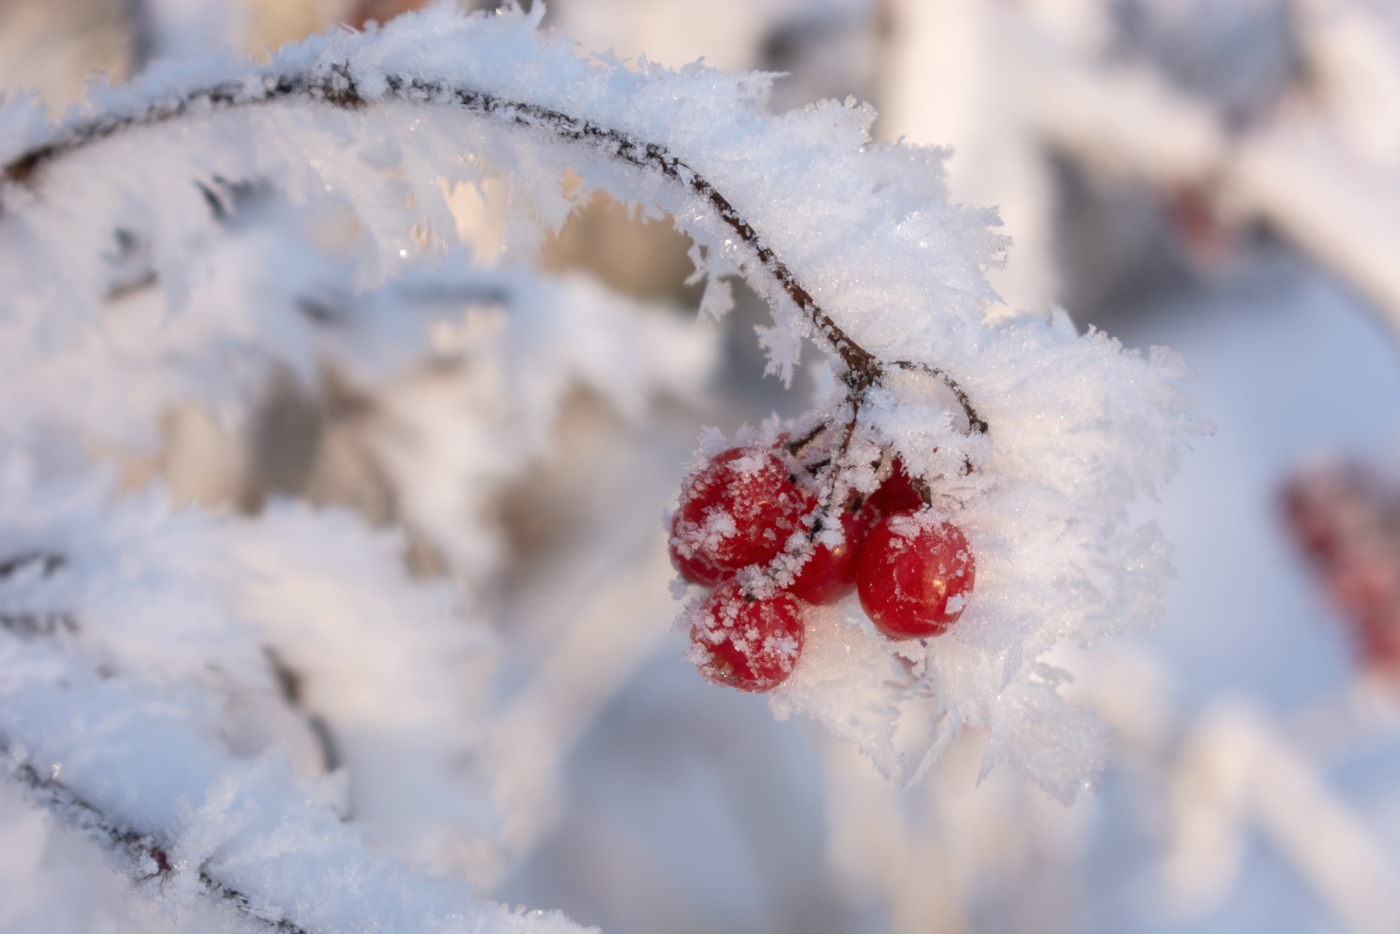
[1330,553,1398,626]
[857,510,974,639]
[669,447,816,583]
[787,500,876,605]
[689,580,805,692]
[865,457,924,517]
[667,526,729,587]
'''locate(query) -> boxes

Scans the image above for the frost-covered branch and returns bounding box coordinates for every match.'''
[0,742,308,934]
[0,54,988,428]
[0,473,598,933]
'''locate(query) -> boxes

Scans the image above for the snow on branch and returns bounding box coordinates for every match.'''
[0,469,591,934]
[0,32,989,428]
[0,8,1205,931]
[0,714,583,934]
[0,742,308,934]
[0,2,1002,409]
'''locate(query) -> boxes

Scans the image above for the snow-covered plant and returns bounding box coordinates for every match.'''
[0,2,1202,930]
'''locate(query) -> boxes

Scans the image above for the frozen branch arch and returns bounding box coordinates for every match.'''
[0,3,1204,932]
[1,63,987,433]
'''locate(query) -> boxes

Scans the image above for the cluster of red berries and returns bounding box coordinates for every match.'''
[670,438,975,693]
[1283,464,1400,677]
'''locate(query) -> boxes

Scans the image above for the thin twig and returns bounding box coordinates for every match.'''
[785,391,867,565]
[891,360,988,435]
[0,552,65,580]
[0,552,79,637]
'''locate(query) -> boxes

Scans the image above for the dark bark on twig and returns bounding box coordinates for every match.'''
[0,612,78,636]
[0,552,78,637]
[891,360,989,435]
[0,552,66,580]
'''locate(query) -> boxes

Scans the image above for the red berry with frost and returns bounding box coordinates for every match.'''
[688,580,805,692]
[787,499,876,605]
[667,525,729,586]
[857,510,974,639]
[669,446,816,583]
[865,457,924,517]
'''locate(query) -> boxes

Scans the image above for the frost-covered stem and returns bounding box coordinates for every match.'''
[0,739,310,934]
[781,392,865,566]
[891,360,989,435]
[0,66,988,430]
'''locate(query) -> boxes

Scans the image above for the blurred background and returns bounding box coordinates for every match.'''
[4,0,1400,932]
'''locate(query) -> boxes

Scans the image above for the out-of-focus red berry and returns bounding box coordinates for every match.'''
[1330,553,1397,626]
[1281,465,1400,679]
[787,500,876,605]
[1282,474,1353,562]
[669,447,816,583]
[857,510,974,639]
[689,580,805,692]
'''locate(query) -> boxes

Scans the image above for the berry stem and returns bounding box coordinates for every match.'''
[890,360,989,435]
[791,391,866,558]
